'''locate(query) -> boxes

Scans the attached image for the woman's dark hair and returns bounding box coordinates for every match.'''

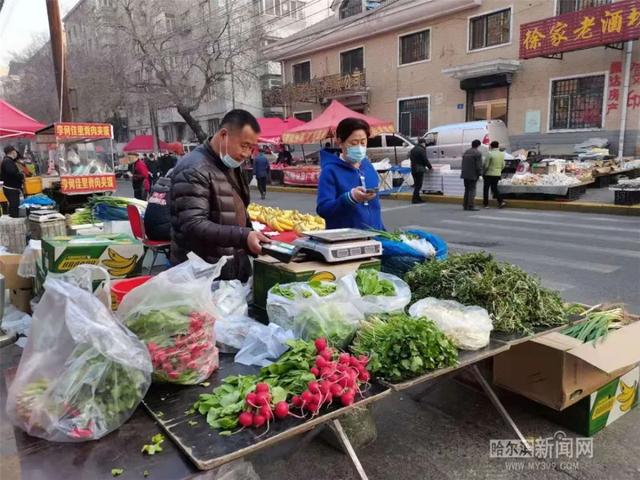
[336,117,370,142]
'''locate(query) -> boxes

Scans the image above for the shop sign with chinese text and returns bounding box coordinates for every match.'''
[60,174,116,194]
[520,0,640,59]
[54,123,113,140]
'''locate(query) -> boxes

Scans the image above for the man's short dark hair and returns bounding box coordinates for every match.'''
[490,141,499,149]
[336,117,370,142]
[4,145,17,155]
[220,109,261,134]
[472,140,482,148]
[418,138,427,146]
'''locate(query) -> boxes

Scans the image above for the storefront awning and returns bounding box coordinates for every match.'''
[441,59,521,81]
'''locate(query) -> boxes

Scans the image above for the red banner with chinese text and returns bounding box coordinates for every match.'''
[283,167,320,186]
[520,0,640,59]
[54,123,113,140]
[60,174,117,194]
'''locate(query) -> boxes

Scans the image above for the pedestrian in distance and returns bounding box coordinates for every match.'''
[1,145,24,218]
[146,153,159,185]
[483,140,506,209]
[170,109,271,282]
[410,138,432,204]
[132,155,151,200]
[254,147,270,200]
[461,139,483,211]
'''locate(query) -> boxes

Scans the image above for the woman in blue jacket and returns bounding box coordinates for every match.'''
[316,118,384,230]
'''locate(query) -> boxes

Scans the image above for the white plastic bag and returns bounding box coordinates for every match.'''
[409,297,493,350]
[401,235,435,258]
[234,323,295,367]
[18,240,41,278]
[6,271,152,442]
[339,270,411,316]
[267,281,363,348]
[118,254,227,384]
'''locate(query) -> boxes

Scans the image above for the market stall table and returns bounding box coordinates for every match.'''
[143,354,390,475]
[498,180,594,200]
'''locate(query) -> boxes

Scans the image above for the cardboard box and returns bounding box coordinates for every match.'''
[542,366,639,436]
[493,321,640,410]
[42,234,144,279]
[253,257,381,309]
[0,255,33,290]
[10,288,32,314]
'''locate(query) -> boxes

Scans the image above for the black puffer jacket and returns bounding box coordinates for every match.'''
[170,139,253,281]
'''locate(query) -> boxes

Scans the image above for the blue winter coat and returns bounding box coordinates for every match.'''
[253,153,270,178]
[316,150,384,230]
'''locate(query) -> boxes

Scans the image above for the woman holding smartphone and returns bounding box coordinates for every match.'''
[316,118,384,230]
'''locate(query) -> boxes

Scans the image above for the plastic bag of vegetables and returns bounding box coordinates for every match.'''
[266,280,363,348]
[408,297,493,350]
[339,269,411,316]
[117,254,227,384]
[6,270,152,442]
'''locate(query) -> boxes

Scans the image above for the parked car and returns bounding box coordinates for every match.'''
[366,133,415,163]
[422,120,510,169]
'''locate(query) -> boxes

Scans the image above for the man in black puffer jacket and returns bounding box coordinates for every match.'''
[144,175,172,241]
[170,110,270,281]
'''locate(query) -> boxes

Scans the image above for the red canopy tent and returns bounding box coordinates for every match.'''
[122,135,171,153]
[257,117,306,144]
[282,100,395,144]
[0,99,46,140]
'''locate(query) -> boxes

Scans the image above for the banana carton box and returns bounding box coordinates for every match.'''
[42,234,144,279]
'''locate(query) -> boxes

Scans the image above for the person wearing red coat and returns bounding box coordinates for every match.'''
[132,156,151,200]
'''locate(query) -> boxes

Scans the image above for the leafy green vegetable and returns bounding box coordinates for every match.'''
[294,303,359,349]
[307,280,337,297]
[111,468,124,477]
[188,420,199,427]
[143,470,150,477]
[355,269,396,297]
[141,433,165,455]
[271,284,295,300]
[370,229,420,242]
[351,313,458,382]
[193,340,317,435]
[405,253,567,334]
[563,308,623,343]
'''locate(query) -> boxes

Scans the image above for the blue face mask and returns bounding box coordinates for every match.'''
[221,137,243,169]
[346,145,367,163]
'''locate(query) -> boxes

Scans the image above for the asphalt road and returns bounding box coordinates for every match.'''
[255,189,640,312]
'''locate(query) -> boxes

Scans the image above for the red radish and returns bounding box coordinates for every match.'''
[330,383,343,397]
[255,383,270,393]
[308,382,320,394]
[310,367,320,377]
[253,413,266,428]
[255,392,271,406]
[314,338,327,352]
[339,353,351,365]
[315,356,328,368]
[274,401,289,419]
[358,371,370,383]
[239,412,253,427]
[246,392,257,407]
[307,402,319,413]
[259,404,273,420]
[300,390,313,404]
[340,390,355,406]
[291,395,302,407]
[320,349,333,361]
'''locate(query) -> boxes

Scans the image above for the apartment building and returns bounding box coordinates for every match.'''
[266,0,640,155]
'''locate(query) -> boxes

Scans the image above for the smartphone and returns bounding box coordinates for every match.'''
[365,187,379,194]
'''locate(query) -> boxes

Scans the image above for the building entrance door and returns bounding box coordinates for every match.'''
[467,86,508,124]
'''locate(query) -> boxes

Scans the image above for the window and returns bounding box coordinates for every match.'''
[386,135,408,147]
[423,132,437,146]
[469,8,511,51]
[292,61,311,84]
[294,111,312,122]
[340,47,364,75]
[557,0,611,14]
[367,136,382,148]
[340,0,362,19]
[399,29,430,65]
[165,14,176,32]
[163,126,173,142]
[550,74,605,130]
[398,97,429,137]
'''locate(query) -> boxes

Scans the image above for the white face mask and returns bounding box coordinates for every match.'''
[220,135,243,169]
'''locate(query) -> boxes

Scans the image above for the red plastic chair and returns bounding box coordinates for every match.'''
[127,204,171,274]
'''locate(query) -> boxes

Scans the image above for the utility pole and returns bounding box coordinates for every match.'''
[225,0,236,109]
[46,0,73,121]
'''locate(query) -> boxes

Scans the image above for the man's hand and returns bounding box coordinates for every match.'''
[247,230,271,256]
[351,187,377,203]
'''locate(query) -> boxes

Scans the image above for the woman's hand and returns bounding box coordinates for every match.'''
[350,186,377,203]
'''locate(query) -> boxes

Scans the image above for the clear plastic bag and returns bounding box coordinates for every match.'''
[234,322,295,367]
[6,271,152,442]
[212,280,253,351]
[339,270,412,316]
[18,240,41,278]
[266,282,363,348]
[408,297,493,350]
[117,254,227,384]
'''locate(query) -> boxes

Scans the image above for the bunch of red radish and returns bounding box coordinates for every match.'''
[237,338,370,431]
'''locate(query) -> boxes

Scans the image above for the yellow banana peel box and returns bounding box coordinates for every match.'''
[494,320,640,411]
[42,234,144,279]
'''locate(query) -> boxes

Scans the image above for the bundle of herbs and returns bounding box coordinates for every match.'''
[562,307,624,343]
[351,313,458,382]
[405,253,567,334]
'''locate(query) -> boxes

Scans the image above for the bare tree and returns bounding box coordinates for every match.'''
[97,0,264,142]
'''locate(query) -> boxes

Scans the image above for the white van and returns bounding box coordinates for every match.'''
[423,120,510,169]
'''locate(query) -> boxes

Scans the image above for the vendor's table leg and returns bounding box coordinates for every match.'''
[469,365,532,453]
[331,419,369,480]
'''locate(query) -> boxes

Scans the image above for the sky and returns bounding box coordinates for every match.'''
[0,0,81,72]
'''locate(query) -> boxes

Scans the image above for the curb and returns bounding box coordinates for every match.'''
[253,185,640,216]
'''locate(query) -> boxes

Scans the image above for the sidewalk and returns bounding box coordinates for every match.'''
[254,185,640,216]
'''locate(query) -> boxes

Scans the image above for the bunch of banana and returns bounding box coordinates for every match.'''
[616,379,638,412]
[247,203,325,233]
[102,248,139,277]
